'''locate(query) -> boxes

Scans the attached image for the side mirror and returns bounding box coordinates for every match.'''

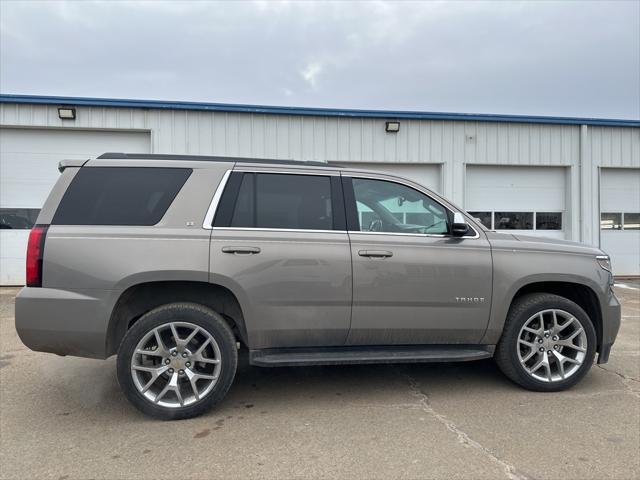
[451,212,469,236]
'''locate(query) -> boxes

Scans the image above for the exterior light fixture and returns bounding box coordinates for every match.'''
[385,121,400,133]
[58,107,76,120]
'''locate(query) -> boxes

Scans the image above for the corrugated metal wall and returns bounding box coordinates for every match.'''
[0,103,607,166]
[2,102,639,247]
[588,126,640,168]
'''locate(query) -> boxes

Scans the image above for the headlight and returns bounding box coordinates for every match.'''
[596,255,612,272]
[596,255,614,287]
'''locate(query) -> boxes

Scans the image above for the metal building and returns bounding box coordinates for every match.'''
[1,94,639,284]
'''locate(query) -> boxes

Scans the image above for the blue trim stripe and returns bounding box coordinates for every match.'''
[1,94,638,128]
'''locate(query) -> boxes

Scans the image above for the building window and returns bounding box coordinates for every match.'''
[0,208,40,229]
[406,212,432,225]
[468,211,492,229]
[601,213,622,230]
[623,213,640,230]
[467,211,563,231]
[536,212,563,230]
[494,212,534,230]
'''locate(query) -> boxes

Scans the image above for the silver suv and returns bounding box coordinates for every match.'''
[15,153,621,419]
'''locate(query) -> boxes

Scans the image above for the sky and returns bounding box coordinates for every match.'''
[1,0,639,119]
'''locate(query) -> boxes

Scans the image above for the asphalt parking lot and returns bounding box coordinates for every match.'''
[1,283,638,480]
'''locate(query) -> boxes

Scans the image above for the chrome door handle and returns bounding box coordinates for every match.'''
[358,250,393,258]
[222,246,261,255]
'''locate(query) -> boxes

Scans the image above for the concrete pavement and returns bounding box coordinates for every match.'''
[1,283,638,480]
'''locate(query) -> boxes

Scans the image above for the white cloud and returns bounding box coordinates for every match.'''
[301,61,323,88]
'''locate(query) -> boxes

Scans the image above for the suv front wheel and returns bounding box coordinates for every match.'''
[495,293,597,392]
[117,302,237,420]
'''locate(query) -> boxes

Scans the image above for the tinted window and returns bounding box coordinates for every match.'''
[468,211,492,229]
[228,173,334,230]
[624,212,640,230]
[53,167,191,226]
[352,178,448,234]
[0,208,40,229]
[230,173,255,227]
[536,212,562,230]
[601,212,622,230]
[495,212,533,230]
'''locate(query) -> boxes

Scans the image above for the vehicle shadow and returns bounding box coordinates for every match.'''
[33,349,611,422]
[217,352,516,413]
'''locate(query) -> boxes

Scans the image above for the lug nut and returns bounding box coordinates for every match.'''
[179,369,185,375]
[185,362,191,367]
[547,350,552,355]
[539,347,545,352]
[182,352,188,358]
[164,359,171,365]
[171,351,178,357]
[168,368,174,374]
[554,345,559,350]
[552,336,558,341]
[538,339,544,344]
[544,333,550,338]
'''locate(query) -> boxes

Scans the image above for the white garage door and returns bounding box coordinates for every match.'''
[330,163,442,193]
[466,166,567,239]
[600,168,640,276]
[0,128,150,285]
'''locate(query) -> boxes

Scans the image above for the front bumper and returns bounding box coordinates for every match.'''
[597,289,621,364]
[15,287,115,359]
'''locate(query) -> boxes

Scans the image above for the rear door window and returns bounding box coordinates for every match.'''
[52,167,191,226]
[216,173,335,230]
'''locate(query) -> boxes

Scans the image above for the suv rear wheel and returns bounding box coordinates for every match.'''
[495,293,597,391]
[117,302,237,420]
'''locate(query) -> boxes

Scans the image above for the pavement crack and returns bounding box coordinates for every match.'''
[403,372,533,480]
[346,402,423,410]
[595,365,639,383]
[596,365,640,398]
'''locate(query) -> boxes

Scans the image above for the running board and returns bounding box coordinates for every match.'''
[249,345,495,367]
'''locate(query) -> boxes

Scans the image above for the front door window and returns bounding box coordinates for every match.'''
[352,177,449,234]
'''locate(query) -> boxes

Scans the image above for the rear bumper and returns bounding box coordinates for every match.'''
[15,287,115,359]
[597,289,621,364]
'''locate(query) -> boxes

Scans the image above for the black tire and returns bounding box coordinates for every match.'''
[495,293,597,392]
[117,302,237,420]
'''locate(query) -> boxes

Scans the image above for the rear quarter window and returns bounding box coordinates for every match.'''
[52,167,192,226]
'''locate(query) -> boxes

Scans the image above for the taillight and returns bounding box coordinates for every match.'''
[26,225,48,287]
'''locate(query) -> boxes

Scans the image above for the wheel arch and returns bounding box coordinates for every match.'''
[106,281,248,357]
[509,281,603,353]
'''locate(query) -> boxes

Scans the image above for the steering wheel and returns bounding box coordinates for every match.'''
[368,219,383,232]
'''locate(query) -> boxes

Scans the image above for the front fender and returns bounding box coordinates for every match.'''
[481,246,607,344]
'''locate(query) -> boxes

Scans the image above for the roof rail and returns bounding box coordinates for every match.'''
[96,152,336,168]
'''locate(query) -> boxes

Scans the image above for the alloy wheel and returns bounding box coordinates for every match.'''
[517,309,587,383]
[130,322,222,408]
